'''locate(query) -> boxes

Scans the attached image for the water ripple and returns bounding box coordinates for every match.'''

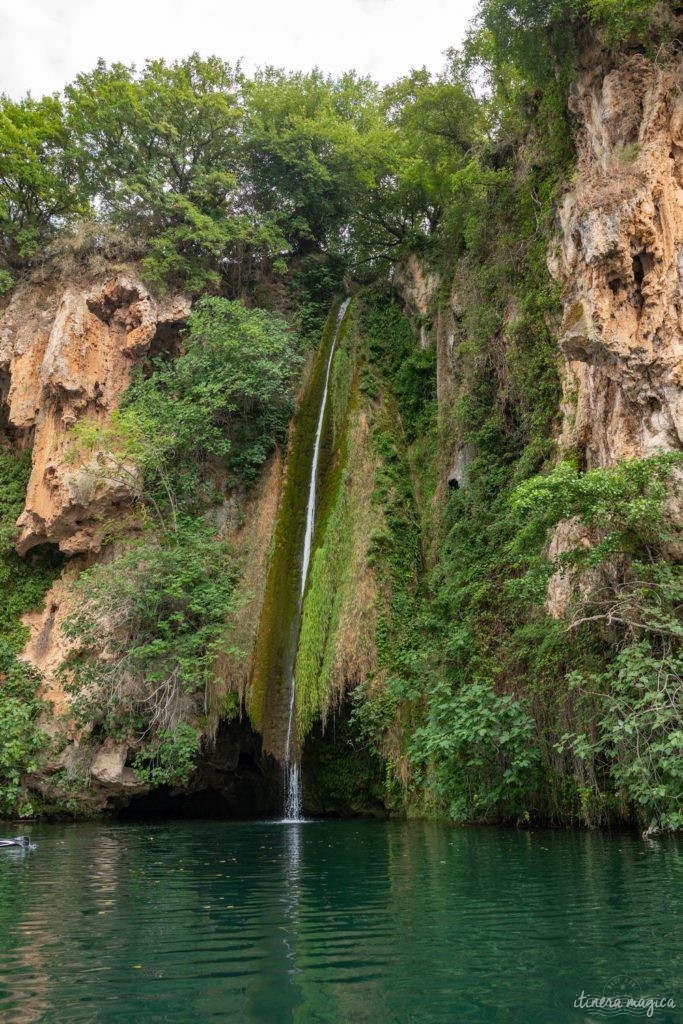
[0,821,681,1023]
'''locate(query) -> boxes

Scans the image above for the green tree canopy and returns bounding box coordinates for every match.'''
[242,68,386,254]
[0,93,86,284]
[64,54,287,293]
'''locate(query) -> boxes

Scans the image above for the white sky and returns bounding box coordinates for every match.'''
[0,0,478,99]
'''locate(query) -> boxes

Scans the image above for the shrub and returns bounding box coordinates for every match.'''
[0,644,46,818]
[62,523,241,741]
[132,723,201,788]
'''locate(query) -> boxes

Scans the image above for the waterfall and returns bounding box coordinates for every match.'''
[283,297,350,821]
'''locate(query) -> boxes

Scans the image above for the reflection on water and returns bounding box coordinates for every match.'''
[0,820,681,1023]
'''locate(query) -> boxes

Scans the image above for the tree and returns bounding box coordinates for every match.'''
[0,94,86,285]
[68,297,303,523]
[242,69,386,256]
[65,55,284,293]
[125,296,303,498]
[349,65,483,273]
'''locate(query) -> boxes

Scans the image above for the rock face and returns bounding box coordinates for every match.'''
[544,42,683,614]
[391,254,438,322]
[0,269,190,812]
[550,46,683,467]
[21,560,84,720]
[0,273,190,555]
[392,42,683,618]
[393,41,683,481]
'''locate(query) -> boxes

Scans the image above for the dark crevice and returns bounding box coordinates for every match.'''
[146,322,184,363]
[631,249,653,312]
[25,541,64,572]
[86,283,140,325]
[117,718,283,821]
[632,253,645,289]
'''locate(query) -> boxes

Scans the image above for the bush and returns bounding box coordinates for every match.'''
[132,723,201,787]
[0,644,46,818]
[410,679,540,822]
[559,641,683,833]
[62,522,241,741]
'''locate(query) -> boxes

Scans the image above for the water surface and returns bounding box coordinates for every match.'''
[0,820,681,1022]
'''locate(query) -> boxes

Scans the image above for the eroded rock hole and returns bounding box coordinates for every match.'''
[87,284,140,325]
[631,250,653,311]
[147,322,183,363]
[26,541,63,571]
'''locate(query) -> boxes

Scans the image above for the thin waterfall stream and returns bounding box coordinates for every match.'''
[283,298,350,821]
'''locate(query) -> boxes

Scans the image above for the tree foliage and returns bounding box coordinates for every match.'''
[0,1,668,293]
[0,94,86,286]
[242,69,385,255]
[123,296,302,496]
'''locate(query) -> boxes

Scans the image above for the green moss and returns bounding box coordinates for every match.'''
[294,383,358,736]
[563,301,586,331]
[329,346,352,449]
[248,301,350,752]
[616,142,641,163]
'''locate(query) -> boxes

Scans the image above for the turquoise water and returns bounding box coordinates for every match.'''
[0,820,681,1023]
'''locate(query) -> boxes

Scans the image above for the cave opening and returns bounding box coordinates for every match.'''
[116,700,389,821]
[146,321,184,363]
[299,698,389,819]
[117,717,283,821]
[26,541,65,573]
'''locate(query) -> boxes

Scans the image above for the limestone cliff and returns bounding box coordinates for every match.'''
[0,270,190,809]
[0,273,190,556]
[550,45,683,468]
[543,41,683,612]
[395,40,683,540]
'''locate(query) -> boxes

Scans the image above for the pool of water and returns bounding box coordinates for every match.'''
[0,820,681,1022]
